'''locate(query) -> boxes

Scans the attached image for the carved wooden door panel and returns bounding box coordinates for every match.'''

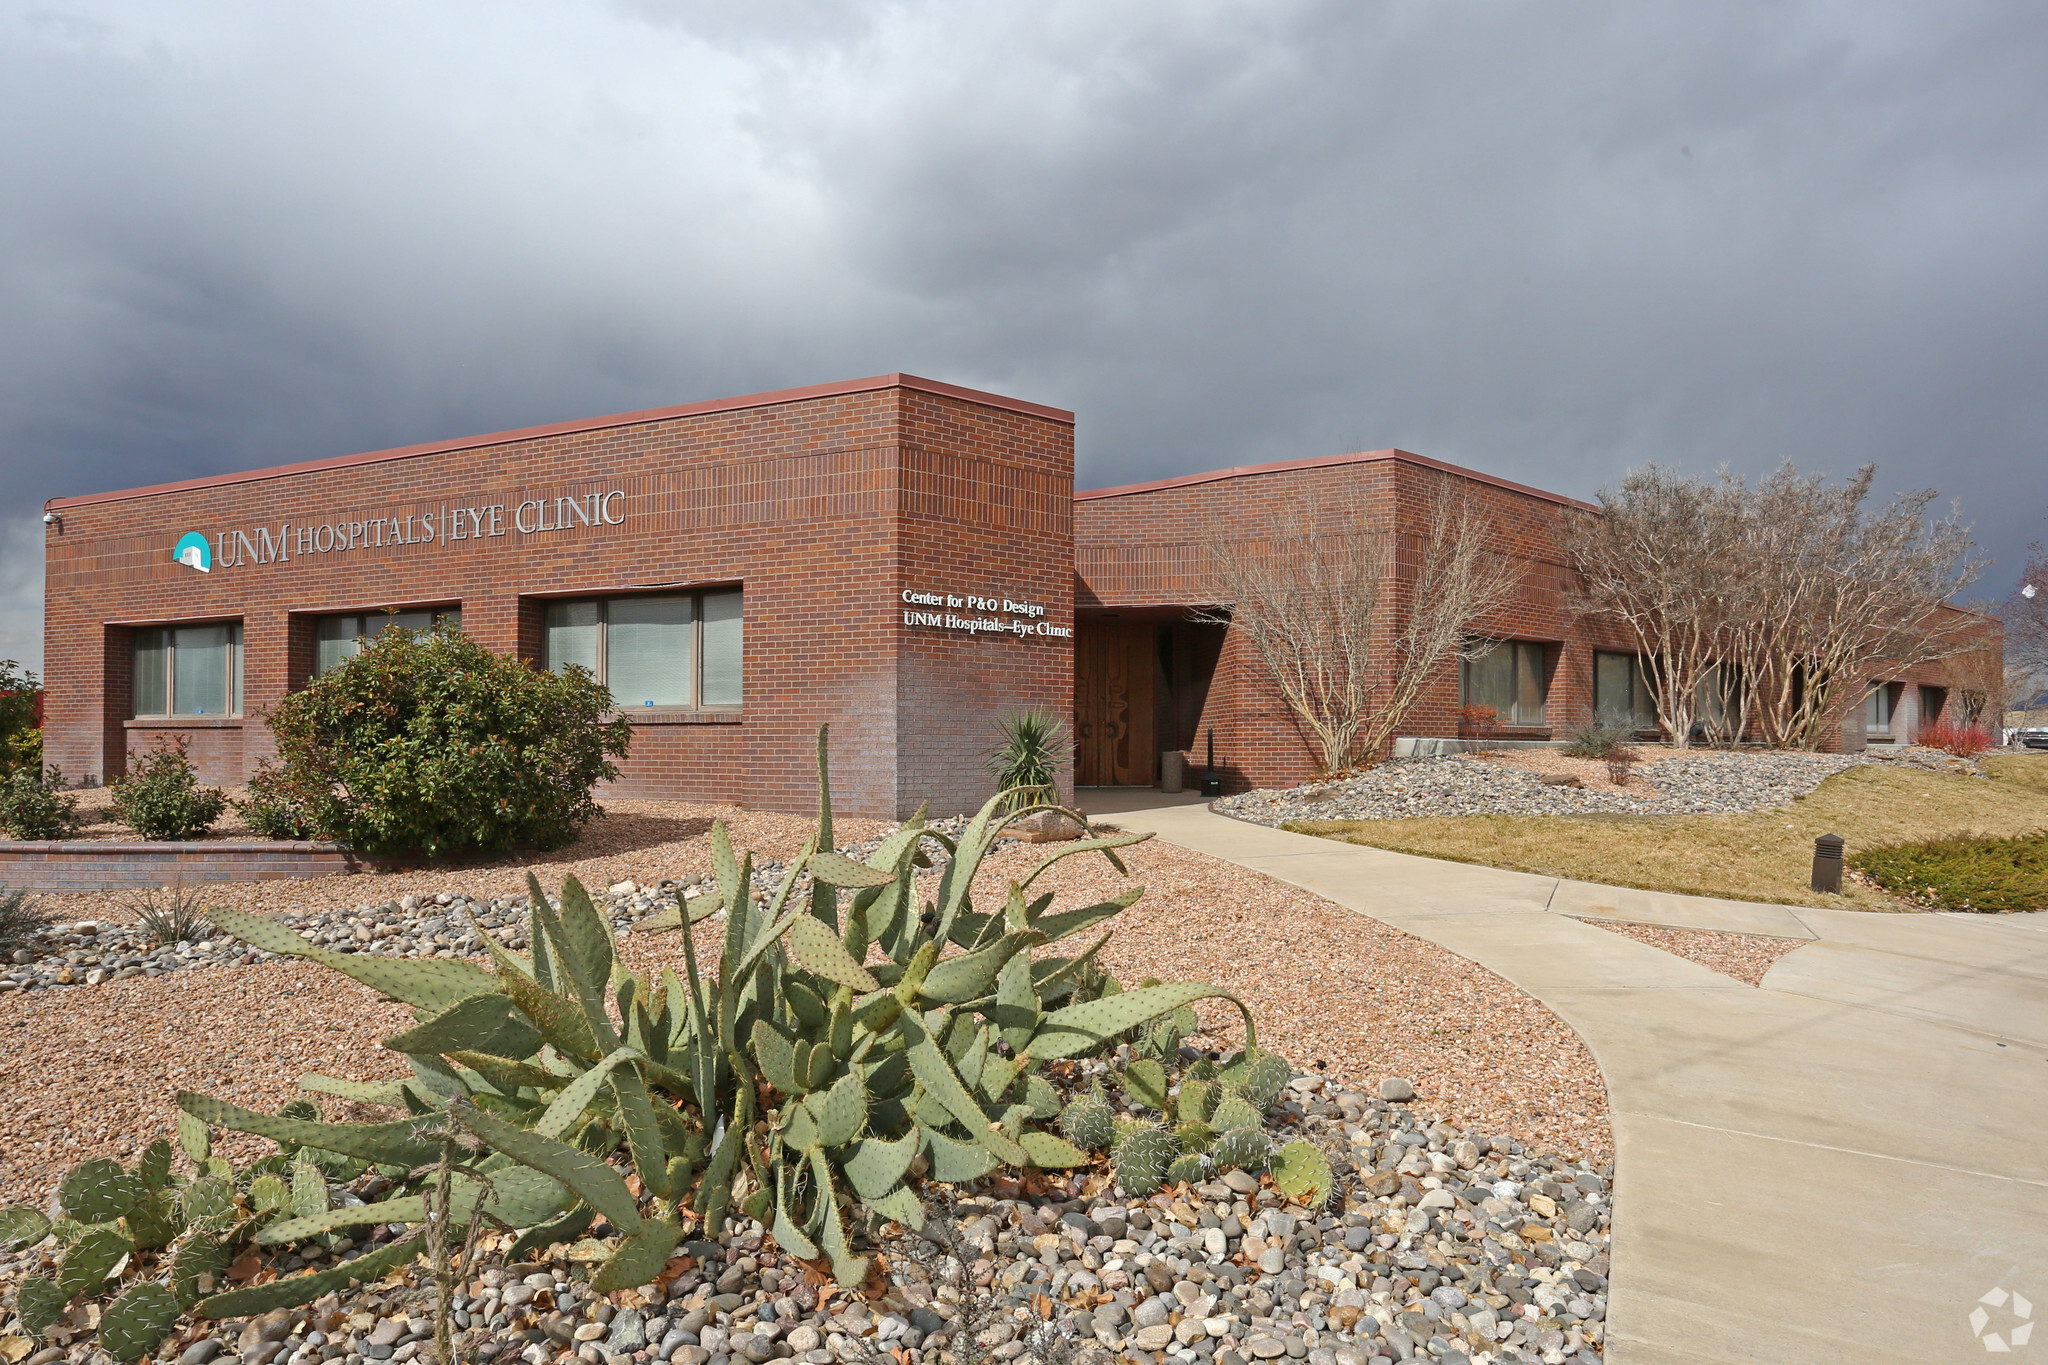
[1075,622,1154,785]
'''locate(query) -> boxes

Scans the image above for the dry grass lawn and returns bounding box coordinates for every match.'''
[1292,757,2048,910]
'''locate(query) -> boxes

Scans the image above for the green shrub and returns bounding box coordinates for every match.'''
[234,760,318,840]
[1562,708,1637,759]
[985,709,1071,810]
[263,623,628,858]
[0,659,42,778]
[0,764,82,840]
[111,740,226,841]
[1850,831,2048,912]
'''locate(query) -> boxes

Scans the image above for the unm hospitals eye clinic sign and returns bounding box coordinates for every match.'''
[902,589,1073,639]
[186,489,628,570]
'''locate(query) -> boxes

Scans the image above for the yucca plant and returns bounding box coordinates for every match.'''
[122,881,215,947]
[984,709,1072,812]
[184,725,1248,1291]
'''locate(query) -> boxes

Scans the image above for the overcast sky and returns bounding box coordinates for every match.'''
[3,0,2045,672]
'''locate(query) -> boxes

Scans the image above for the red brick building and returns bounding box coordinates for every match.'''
[42,376,2001,812]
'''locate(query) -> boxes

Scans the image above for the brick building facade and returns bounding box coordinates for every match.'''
[42,375,1076,819]
[42,379,2001,812]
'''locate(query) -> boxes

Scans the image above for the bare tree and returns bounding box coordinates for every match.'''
[1726,463,1981,749]
[1563,465,1746,749]
[1200,483,1520,773]
[2003,548,2048,680]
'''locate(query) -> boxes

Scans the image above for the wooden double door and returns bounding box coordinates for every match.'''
[1075,621,1155,786]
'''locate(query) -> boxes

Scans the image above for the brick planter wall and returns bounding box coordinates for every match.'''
[0,841,356,893]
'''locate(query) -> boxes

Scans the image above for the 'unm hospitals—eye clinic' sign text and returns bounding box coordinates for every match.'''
[203,490,627,570]
[902,588,1072,639]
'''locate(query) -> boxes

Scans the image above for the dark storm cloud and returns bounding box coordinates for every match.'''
[3,0,2045,668]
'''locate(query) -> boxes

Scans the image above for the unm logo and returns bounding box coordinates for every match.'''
[1972,1286,2034,1352]
[173,532,211,573]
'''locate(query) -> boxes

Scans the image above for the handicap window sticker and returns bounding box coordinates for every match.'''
[173,532,211,573]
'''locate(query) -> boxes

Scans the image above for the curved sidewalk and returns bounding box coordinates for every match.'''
[1078,791,2048,1365]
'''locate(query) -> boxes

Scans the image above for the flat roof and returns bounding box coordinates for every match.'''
[46,373,1075,511]
[1076,448,1600,513]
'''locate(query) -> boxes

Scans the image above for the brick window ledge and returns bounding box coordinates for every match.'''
[126,716,243,730]
[608,710,744,726]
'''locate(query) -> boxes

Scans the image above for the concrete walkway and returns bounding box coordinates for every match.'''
[1077,791,2048,1364]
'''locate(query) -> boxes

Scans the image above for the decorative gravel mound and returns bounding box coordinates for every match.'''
[1220,751,1869,825]
[0,1064,1612,1365]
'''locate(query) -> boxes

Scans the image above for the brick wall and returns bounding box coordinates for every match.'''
[0,841,354,892]
[44,375,1076,819]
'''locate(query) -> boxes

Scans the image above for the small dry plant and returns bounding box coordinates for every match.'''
[120,881,215,947]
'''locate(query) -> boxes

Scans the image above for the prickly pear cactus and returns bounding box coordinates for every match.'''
[59,1156,144,1224]
[1122,1058,1169,1113]
[0,1205,51,1252]
[248,1174,291,1216]
[123,1189,184,1251]
[180,1174,237,1226]
[1164,1152,1209,1186]
[99,1281,182,1365]
[56,1225,132,1299]
[1060,1092,1115,1152]
[1271,1139,1334,1207]
[15,1274,68,1336]
[1229,1050,1292,1111]
[1173,1121,1215,1153]
[1210,1125,1273,1174]
[1112,1122,1179,1196]
[170,1231,228,1309]
[1176,1078,1218,1125]
[1107,1115,1141,1159]
[1209,1093,1262,1133]
[135,1139,175,1192]
[177,1110,211,1164]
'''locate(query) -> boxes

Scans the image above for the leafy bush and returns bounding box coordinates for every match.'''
[1850,831,2048,912]
[263,623,628,858]
[985,709,1071,810]
[0,885,53,954]
[1562,709,1637,759]
[0,659,41,778]
[1917,717,1992,757]
[0,764,82,839]
[111,739,226,841]
[234,760,318,840]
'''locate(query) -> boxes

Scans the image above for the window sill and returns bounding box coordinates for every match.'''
[126,716,244,729]
[605,710,743,726]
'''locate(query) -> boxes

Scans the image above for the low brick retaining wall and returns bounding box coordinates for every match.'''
[0,840,356,892]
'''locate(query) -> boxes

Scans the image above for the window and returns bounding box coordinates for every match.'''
[133,623,242,717]
[1593,651,1658,729]
[1461,640,1548,726]
[1865,682,1894,736]
[313,608,462,676]
[544,588,742,710]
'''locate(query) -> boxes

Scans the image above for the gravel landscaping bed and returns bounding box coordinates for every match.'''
[1580,922,1808,987]
[0,1061,1612,1365]
[1218,749,1926,825]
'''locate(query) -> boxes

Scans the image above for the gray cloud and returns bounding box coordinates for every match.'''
[3,0,2045,671]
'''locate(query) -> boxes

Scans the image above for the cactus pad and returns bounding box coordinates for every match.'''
[1209,1094,1262,1134]
[0,1205,51,1252]
[1174,1121,1216,1153]
[123,1190,184,1251]
[1164,1152,1208,1186]
[1175,1078,1217,1125]
[1121,1058,1169,1113]
[56,1225,131,1299]
[15,1274,67,1336]
[176,1111,211,1164]
[171,1231,229,1309]
[1209,1125,1273,1174]
[1111,1122,1178,1196]
[59,1157,144,1224]
[1271,1139,1334,1208]
[135,1139,174,1191]
[180,1175,237,1226]
[248,1174,292,1215]
[1230,1050,1292,1111]
[1059,1093,1115,1152]
[99,1281,181,1365]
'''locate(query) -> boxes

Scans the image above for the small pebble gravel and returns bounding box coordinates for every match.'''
[1217,748,1957,826]
[0,1065,1612,1365]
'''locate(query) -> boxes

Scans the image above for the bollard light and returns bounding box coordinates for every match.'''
[1811,833,1845,894]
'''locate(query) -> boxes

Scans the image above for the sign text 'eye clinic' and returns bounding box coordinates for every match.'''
[208,490,627,569]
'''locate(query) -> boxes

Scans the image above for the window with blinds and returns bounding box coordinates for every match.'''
[1460,640,1549,726]
[543,588,742,711]
[133,623,243,717]
[312,608,463,676]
